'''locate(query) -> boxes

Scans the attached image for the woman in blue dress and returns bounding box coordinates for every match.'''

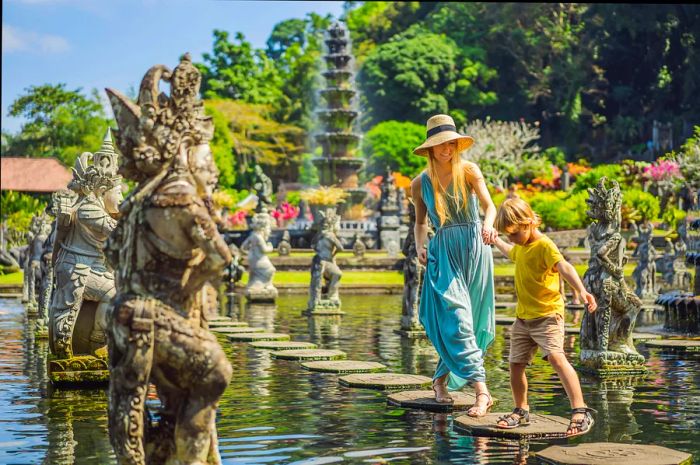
[410,114,497,417]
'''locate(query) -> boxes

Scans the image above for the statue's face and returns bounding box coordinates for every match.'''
[103,184,123,214]
[191,144,219,196]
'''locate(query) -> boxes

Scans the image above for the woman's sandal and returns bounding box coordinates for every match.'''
[432,381,454,404]
[496,407,530,429]
[567,407,596,437]
[466,392,493,417]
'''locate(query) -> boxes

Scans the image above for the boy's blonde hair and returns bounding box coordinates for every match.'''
[495,197,542,233]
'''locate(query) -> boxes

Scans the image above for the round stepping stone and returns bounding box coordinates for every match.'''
[301,360,386,374]
[211,326,264,334]
[495,316,516,325]
[644,339,700,351]
[536,442,692,465]
[387,389,477,412]
[454,412,571,439]
[632,332,662,340]
[249,341,317,350]
[208,315,232,321]
[228,333,290,342]
[338,373,432,390]
[564,326,581,335]
[271,349,346,361]
[495,302,516,309]
[208,320,247,327]
[566,303,585,311]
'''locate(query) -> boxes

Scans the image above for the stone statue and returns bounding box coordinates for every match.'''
[580,178,645,374]
[241,212,278,302]
[47,131,122,383]
[25,213,52,316]
[22,214,45,304]
[105,54,233,465]
[631,221,657,300]
[400,201,425,333]
[352,232,366,258]
[661,222,692,290]
[278,230,292,256]
[307,207,343,313]
[253,165,274,213]
[380,167,399,214]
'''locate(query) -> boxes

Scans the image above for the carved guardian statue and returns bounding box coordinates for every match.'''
[241,212,278,302]
[400,201,425,333]
[580,178,645,374]
[307,208,344,313]
[106,53,232,465]
[631,221,657,300]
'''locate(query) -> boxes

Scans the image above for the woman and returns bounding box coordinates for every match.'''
[410,114,497,417]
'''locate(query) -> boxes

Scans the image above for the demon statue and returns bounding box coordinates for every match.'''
[306,208,344,314]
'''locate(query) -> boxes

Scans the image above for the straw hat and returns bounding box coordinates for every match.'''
[413,114,474,157]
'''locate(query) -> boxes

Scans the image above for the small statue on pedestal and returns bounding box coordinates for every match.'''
[277,230,292,256]
[253,165,274,213]
[399,201,425,334]
[241,212,278,302]
[631,221,657,300]
[106,54,233,465]
[25,214,52,316]
[580,178,645,374]
[307,208,343,313]
[352,232,366,258]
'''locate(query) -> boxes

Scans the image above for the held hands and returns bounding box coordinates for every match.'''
[581,291,597,313]
[418,247,427,265]
[481,226,498,245]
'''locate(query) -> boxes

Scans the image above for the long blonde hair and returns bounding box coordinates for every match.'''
[426,148,471,226]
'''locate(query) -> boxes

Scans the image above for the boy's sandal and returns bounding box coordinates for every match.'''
[567,407,596,437]
[496,408,530,429]
[466,392,493,417]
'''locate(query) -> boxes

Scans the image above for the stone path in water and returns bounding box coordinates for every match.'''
[212,312,695,458]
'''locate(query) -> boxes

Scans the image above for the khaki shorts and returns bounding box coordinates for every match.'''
[509,313,565,364]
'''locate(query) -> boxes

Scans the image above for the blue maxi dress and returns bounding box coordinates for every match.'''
[419,172,496,390]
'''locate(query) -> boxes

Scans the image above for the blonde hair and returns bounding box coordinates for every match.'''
[495,197,542,233]
[426,145,471,226]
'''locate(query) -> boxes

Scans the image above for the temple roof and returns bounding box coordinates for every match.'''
[1,157,72,192]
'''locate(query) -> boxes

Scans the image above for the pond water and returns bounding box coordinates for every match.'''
[0,295,698,464]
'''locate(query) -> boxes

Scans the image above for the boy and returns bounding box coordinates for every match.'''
[493,197,597,437]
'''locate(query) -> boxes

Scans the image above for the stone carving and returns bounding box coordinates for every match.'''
[307,207,343,313]
[400,202,425,333]
[379,169,401,255]
[48,130,122,384]
[25,213,52,316]
[580,178,645,374]
[630,221,657,300]
[22,214,46,305]
[105,54,233,465]
[661,222,692,290]
[241,212,278,302]
[253,165,274,213]
[277,230,292,256]
[352,232,366,258]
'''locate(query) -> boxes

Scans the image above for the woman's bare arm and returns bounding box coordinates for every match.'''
[411,174,429,264]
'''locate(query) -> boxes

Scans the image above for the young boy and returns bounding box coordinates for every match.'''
[493,197,597,437]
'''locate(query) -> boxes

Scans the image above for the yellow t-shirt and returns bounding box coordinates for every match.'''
[509,236,565,319]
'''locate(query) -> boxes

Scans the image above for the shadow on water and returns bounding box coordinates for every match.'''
[0,296,698,464]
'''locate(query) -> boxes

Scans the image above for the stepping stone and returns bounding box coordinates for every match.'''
[271,349,346,361]
[454,412,571,439]
[644,339,700,352]
[249,341,317,350]
[393,329,428,339]
[208,315,232,321]
[387,389,477,412]
[564,326,581,335]
[301,360,386,374]
[536,442,692,465]
[208,320,247,327]
[495,316,516,325]
[632,332,662,340]
[495,302,516,309]
[338,373,432,390]
[228,333,290,342]
[211,326,265,334]
[566,303,585,311]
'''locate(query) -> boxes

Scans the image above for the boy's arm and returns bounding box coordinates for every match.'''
[493,236,514,259]
[556,260,597,312]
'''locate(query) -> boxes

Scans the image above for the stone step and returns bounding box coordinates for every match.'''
[300,360,386,374]
[644,339,700,352]
[249,341,317,350]
[387,389,476,412]
[536,442,692,465]
[454,412,572,439]
[227,333,291,342]
[211,326,265,334]
[338,373,432,390]
[208,320,247,327]
[271,349,347,361]
[495,316,516,325]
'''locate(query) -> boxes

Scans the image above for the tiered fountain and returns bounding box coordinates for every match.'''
[314,22,366,213]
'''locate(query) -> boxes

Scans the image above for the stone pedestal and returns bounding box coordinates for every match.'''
[48,351,109,385]
[245,287,278,303]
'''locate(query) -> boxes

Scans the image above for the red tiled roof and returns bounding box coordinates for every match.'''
[1,157,72,193]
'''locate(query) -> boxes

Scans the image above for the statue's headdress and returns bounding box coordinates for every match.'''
[105,53,214,182]
[586,177,622,222]
[68,129,122,195]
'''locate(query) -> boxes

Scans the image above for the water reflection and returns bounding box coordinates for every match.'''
[0,296,698,464]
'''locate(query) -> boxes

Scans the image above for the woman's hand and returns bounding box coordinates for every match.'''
[481,225,498,245]
[418,247,427,265]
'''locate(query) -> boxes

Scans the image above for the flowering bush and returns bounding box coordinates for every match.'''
[225,209,249,230]
[642,159,681,182]
[299,186,349,206]
[270,202,300,227]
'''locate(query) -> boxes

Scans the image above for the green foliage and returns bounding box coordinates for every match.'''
[362,120,426,177]
[0,191,47,247]
[572,164,624,193]
[298,152,320,186]
[515,156,553,186]
[622,189,660,222]
[543,147,567,168]
[528,191,589,230]
[2,84,110,167]
[661,206,686,231]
